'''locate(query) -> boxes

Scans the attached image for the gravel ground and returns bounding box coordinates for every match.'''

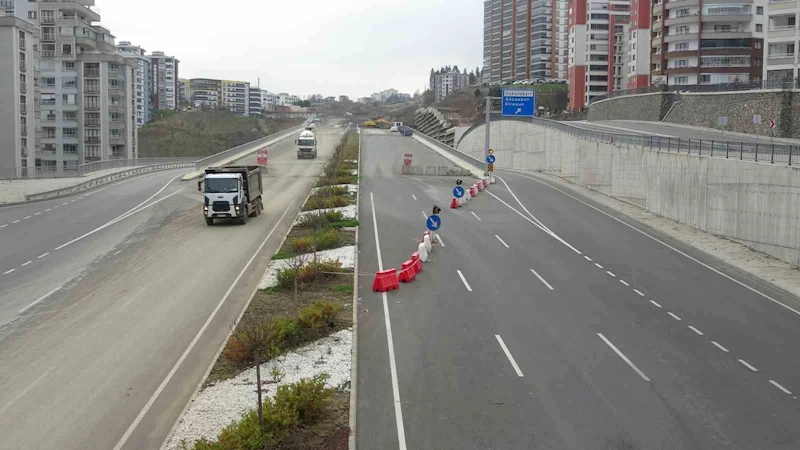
[311,184,358,195]
[165,329,353,449]
[295,205,357,224]
[0,167,142,204]
[258,245,356,290]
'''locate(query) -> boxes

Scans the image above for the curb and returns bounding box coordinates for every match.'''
[349,124,361,450]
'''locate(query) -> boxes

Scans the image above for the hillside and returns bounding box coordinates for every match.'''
[138,111,304,158]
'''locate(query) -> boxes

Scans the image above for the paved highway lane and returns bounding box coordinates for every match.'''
[357,132,800,449]
[0,122,345,450]
[579,120,798,145]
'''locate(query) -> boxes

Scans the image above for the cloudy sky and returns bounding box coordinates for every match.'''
[97,0,483,99]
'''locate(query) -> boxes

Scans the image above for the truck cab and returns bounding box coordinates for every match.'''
[200,166,264,225]
[296,130,317,159]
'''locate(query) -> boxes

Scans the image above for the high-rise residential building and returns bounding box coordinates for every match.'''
[262,90,278,112]
[150,51,179,110]
[248,88,264,116]
[482,0,570,83]
[568,0,631,110]
[650,0,765,86]
[627,0,651,88]
[221,80,249,116]
[27,0,138,172]
[117,41,152,127]
[434,71,470,102]
[0,13,39,177]
[764,1,799,82]
[178,78,189,103]
[187,78,221,109]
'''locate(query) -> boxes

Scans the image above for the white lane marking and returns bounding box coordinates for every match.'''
[650,300,662,308]
[607,271,616,278]
[19,286,62,314]
[711,341,729,353]
[70,200,76,203]
[412,194,417,201]
[21,261,32,267]
[3,269,16,275]
[495,235,510,248]
[633,289,644,297]
[584,256,592,261]
[620,280,629,286]
[421,211,427,220]
[530,269,554,290]
[770,380,793,395]
[38,253,50,259]
[688,326,704,336]
[597,333,651,382]
[367,193,408,450]
[24,216,31,220]
[113,250,123,256]
[485,190,582,255]
[495,335,525,377]
[34,212,42,216]
[62,202,68,206]
[0,224,6,228]
[595,263,604,269]
[738,359,759,372]
[56,188,184,251]
[13,220,20,224]
[668,312,682,321]
[457,270,473,292]
[54,205,60,208]
[0,366,56,417]
[471,211,482,221]
[435,232,446,248]
[113,200,295,450]
[45,209,51,212]
[502,172,800,319]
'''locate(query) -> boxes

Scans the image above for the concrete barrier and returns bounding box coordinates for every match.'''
[400,165,473,176]
[454,119,800,266]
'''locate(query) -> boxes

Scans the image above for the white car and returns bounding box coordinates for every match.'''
[390,126,398,132]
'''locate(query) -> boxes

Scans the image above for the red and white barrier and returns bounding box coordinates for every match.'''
[417,242,429,262]
[482,179,488,188]
[399,260,416,283]
[423,231,433,253]
[450,197,459,209]
[411,251,423,273]
[372,269,400,292]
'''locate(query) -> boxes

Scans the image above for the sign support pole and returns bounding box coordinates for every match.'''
[484,96,491,176]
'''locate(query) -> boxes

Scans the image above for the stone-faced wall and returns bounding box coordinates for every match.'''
[587,92,675,122]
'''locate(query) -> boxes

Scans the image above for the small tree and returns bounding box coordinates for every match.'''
[232,310,273,434]
[284,250,309,319]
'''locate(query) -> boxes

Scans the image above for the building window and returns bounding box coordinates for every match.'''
[757,6,763,14]
[64,144,77,155]
[62,44,73,56]
[63,111,77,121]
[42,94,56,105]
[28,11,37,19]
[86,146,100,160]
[756,24,763,32]
[675,59,688,67]
[674,76,689,84]
[675,43,689,51]
[63,128,77,138]
[676,8,690,17]
[676,26,690,34]
[64,61,75,71]
[85,96,99,109]
[755,41,762,49]
[62,94,76,105]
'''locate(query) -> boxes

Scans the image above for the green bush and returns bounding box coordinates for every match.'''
[298,301,340,332]
[315,186,349,196]
[316,229,340,250]
[295,210,344,229]
[301,195,350,211]
[272,374,333,423]
[327,218,358,228]
[271,317,300,348]
[289,236,313,253]
[275,260,343,291]
[332,284,353,293]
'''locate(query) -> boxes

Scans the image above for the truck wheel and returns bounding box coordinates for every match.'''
[255,200,263,217]
[240,210,248,225]
[205,218,214,226]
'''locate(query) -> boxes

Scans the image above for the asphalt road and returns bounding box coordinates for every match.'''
[576,120,797,145]
[357,131,800,449]
[0,121,344,449]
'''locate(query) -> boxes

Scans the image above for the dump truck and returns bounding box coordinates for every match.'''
[199,166,264,225]
[296,130,317,159]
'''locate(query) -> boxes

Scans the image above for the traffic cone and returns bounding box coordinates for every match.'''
[450,197,459,209]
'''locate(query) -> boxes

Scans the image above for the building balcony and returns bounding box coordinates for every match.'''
[665,65,700,73]
[768,0,798,10]
[767,54,796,65]
[85,136,101,144]
[653,20,663,32]
[767,26,797,38]
[84,69,101,78]
[665,14,699,26]
[700,46,752,54]
[665,49,700,57]
[54,0,102,22]
[666,0,699,8]
[40,17,56,24]
[84,87,100,93]
[653,2,664,14]
[85,105,100,111]
[702,13,753,22]
[75,35,97,50]
[43,114,57,123]
[84,119,100,127]
[664,32,700,42]
[42,33,55,42]
[701,30,751,39]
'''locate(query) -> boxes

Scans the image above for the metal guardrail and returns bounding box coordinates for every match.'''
[590,78,800,104]
[0,157,201,180]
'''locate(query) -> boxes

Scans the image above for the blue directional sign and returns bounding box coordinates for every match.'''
[502,89,535,117]
[486,154,496,164]
[453,186,465,198]
[426,214,441,231]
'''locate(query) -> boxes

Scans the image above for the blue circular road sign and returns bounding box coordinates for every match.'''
[426,215,441,231]
[453,186,465,198]
[486,154,496,164]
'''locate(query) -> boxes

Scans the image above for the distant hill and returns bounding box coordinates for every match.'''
[138,111,304,158]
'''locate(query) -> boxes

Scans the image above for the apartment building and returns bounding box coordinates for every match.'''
[248,88,264,116]
[0,14,39,177]
[764,0,800,81]
[433,71,470,102]
[117,41,151,127]
[370,88,398,102]
[568,0,631,110]
[221,80,249,116]
[186,78,221,108]
[150,51,179,110]
[262,91,278,112]
[178,78,189,103]
[651,0,766,86]
[627,0,651,88]
[278,93,299,106]
[482,0,570,83]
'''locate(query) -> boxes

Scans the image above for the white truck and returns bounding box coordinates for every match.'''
[199,166,264,225]
[296,130,317,159]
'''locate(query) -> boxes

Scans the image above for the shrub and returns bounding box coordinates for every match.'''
[275,259,342,291]
[271,316,300,348]
[271,251,294,260]
[328,218,359,228]
[330,186,350,196]
[289,236,313,253]
[272,373,333,423]
[222,335,249,366]
[316,229,340,250]
[298,301,340,332]
[186,409,276,450]
[333,284,353,293]
[302,195,350,211]
[335,175,352,185]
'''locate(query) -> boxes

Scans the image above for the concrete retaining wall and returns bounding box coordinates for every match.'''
[457,119,800,266]
[587,92,675,122]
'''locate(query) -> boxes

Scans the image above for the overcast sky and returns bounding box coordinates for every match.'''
[97,0,483,99]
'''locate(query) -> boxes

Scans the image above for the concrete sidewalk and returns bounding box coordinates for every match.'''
[0,167,146,205]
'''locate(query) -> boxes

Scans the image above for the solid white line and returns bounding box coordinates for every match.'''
[24,216,31,219]
[38,253,50,259]
[421,211,427,220]
[584,256,592,261]
[688,326,704,336]
[21,261,32,267]
[650,300,662,308]
[3,269,16,275]
[113,200,295,450]
[502,171,800,319]
[595,263,604,269]
[668,312,682,321]
[597,333,651,382]
[471,211,482,221]
[495,235,510,248]
[13,220,20,224]
[711,341,729,353]
[435,232,446,248]
[530,269,554,290]
[607,271,616,278]
[633,289,644,296]
[770,380,793,395]
[55,188,184,251]
[495,335,524,377]
[738,359,759,372]
[485,190,582,255]
[368,193,408,450]
[412,194,417,201]
[113,250,123,256]
[496,175,555,235]
[34,212,41,216]
[457,270,473,292]
[0,224,6,228]
[0,366,56,417]
[19,286,61,314]
[45,209,51,212]
[620,280,629,286]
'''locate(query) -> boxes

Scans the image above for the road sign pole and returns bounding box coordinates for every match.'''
[485,96,491,176]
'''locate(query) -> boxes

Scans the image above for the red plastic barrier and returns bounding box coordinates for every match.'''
[372,269,400,292]
[482,179,488,188]
[476,183,483,192]
[469,187,476,197]
[399,260,416,283]
[411,251,423,273]
[450,197,459,209]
